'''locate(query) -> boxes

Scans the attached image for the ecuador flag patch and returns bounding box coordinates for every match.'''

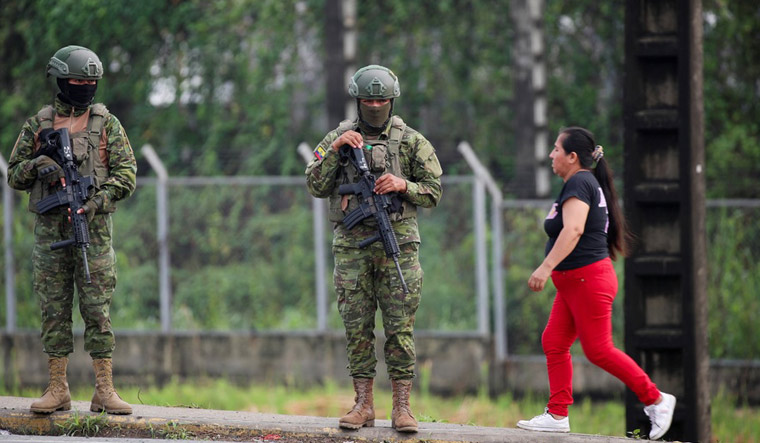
[314,146,327,160]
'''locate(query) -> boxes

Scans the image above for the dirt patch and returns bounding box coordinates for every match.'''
[18,425,366,443]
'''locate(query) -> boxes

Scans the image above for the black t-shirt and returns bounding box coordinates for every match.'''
[544,171,609,270]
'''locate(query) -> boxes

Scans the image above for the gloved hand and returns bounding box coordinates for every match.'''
[38,128,56,146]
[34,155,63,184]
[34,129,64,163]
[79,193,104,223]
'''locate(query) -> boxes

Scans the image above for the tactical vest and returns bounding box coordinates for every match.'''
[29,103,112,214]
[328,115,417,223]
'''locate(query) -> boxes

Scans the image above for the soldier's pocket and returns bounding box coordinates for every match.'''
[398,242,423,316]
[369,143,389,173]
[72,136,90,167]
[334,261,360,318]
[84,247,116,290]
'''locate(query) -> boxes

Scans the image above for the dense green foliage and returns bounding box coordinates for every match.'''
[2,1,756,191]
[1,1,758,359]
[703,0,760,197]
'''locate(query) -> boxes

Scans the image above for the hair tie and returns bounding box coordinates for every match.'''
[592,145,604,163]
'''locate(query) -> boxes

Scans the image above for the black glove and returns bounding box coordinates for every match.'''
[34,128,63,164]
[80,193,105,223]
[34,155,63,184]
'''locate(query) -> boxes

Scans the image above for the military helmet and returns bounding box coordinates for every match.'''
[47,45,103,80]
[348,65,400,100]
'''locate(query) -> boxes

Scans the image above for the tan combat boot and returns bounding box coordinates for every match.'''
[339,378,375,429]
[90,358,132,415]
[391,379,418,433]
[30,357,71,414]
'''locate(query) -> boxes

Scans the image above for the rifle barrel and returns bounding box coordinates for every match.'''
[393,257,409,294]
[81,247,91,284]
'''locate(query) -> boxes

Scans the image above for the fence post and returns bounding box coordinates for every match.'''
[0,154,16,333]
[141,145,172,333]
[298,142,329,331]
[458,142,507,361]
[473,178,489,336]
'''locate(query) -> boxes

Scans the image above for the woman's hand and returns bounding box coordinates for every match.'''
[528,264,552,292]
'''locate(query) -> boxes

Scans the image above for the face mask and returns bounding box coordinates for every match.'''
[67,83,98,107]
[359,101,391,131]
[57,78,98,107]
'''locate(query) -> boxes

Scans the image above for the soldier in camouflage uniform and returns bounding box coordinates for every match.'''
[6,45,136,415]
[306,65,442,433]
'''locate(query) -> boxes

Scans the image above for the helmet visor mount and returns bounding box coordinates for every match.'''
[47,45,103,80]
[348,65,401,100]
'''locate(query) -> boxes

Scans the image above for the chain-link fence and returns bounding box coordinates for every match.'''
[2,151,759,361]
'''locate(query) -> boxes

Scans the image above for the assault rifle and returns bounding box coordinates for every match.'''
[338,144,409,294]
[35,128,94,283]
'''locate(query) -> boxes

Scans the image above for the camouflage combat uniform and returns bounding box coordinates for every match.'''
[306,116,442,380]
[7,97,137,359]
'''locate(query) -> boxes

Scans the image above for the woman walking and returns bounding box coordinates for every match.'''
[516,127,676,440]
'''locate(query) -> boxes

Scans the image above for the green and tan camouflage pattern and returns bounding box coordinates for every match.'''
[306,117,441,380]
[7,97,137,208]
[7,97,136,359]
[334,242,423,380]
[305,118,442,247]
[34,212,116,358]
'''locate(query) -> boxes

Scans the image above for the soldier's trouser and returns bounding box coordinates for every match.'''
[33,212,117,359]
[334,242,423,380]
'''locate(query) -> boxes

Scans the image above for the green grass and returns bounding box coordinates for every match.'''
[148,420,195,440]
[5,378,757,441]
[55,411,109,437]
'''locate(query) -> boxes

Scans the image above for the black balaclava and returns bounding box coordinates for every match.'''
[357,100,393,135]
[57,78,98,108]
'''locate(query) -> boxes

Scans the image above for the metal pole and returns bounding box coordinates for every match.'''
[458,142,507,360]
[491,198,506,358]
[0,154,16,333]
[298,142,329,331]
[473,179,488,336]
[141,145,172,333]
[342,0,357,120]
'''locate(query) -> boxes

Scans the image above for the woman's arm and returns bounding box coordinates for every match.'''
[528,197,590,292]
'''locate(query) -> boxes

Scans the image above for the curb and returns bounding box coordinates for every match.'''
[1,396,630,442]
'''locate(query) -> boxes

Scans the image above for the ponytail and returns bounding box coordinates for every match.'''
[593,157,630,259]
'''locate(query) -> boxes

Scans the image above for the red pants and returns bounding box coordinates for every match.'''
[543,257,660,416]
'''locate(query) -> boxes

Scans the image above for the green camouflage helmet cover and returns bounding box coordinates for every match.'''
[47,45,103,80]
[348,65,400,99]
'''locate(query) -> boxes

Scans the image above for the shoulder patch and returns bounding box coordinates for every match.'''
[416,142,435,161]
[314,145,327,160]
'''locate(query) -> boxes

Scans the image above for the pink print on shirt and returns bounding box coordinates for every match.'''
[546,203,559,220]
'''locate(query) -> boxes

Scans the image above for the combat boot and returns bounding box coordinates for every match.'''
[30,357,71,414]
[391,379,418,432]
[339,378,375,429]
[90,358,132,415]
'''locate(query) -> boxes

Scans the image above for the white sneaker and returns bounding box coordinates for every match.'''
[516,408,570,433]
[644,392,676,440]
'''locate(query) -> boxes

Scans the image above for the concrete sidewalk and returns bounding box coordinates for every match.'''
[0,396,632,442]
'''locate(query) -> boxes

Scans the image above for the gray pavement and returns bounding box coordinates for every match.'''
[1,396,633,442]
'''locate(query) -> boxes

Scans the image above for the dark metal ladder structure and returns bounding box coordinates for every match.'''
[623,0,710,441]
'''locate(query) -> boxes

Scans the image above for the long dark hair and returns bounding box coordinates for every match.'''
[559,127,630,259]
